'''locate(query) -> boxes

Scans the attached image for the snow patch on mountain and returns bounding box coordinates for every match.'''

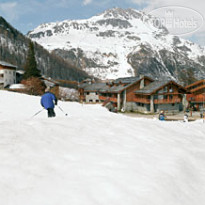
[28,8,205,80]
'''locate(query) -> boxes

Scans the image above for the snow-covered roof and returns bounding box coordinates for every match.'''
[16,70,25,74]
[41,76,59,87]
[9,84,26,89]
[0,61,17,68]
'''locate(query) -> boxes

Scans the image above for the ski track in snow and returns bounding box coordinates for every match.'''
[0,90,205,205]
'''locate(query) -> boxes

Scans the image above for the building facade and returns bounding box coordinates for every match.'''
[186,79,205,110]
[134,80,187,113]
[78,77,187,113]
[0,61,16,88]
[99,76,154,111]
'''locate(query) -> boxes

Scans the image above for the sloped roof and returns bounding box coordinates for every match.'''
[100,84,127,93]
[80,76,154,94]
[186,79,205,90]
[84,83,107,92]
[113,76,140,84]
[41,76,59,87]
[101,76,154,93]
[78,83,89,89]
[135,80,185,94]
[0,61,17,68]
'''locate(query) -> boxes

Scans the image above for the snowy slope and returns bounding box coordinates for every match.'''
[1,90,205,205]
[28,8,205,80]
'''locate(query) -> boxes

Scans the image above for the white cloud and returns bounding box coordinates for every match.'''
[131,0,205,46]
[82,0,93,6]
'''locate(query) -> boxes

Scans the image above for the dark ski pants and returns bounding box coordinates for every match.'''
[47,108,56,118]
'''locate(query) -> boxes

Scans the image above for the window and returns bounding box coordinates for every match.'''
[154,95,158,100]
[163,86,167,92]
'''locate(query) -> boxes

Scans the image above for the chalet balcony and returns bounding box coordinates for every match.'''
[99,96,118,103]
[133,98,150,104]
[188,96,205,103]
[190,84,205,93]
[99,96,108,101]
[109,97,117,103]
[154,98,181,104]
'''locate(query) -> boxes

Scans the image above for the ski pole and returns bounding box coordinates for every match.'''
[57,105,68,116]
[31,108,44,118]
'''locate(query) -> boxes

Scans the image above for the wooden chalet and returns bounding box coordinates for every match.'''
[134,80,187,113]
[78,76,187,113]
[185,79,205,110]
[99,76,154,111]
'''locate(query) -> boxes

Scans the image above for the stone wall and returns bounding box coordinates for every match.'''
[125,102,150,113]
[155,103,183,113]
[125,102,183,113]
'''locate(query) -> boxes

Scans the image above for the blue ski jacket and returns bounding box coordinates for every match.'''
[41,92,57,109]
[159,113,165,121]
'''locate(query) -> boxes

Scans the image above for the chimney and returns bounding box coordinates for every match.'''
[140,75,145,89]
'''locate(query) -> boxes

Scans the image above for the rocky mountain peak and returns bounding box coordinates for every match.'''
[28,8,205,82]
[99,7,143,20]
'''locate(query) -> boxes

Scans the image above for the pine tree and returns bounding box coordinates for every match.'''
[23,41,41,79]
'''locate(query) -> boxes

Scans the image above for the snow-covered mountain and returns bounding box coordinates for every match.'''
[28,8,205,82]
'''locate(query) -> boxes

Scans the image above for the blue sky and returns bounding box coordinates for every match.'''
[0,0,204,46]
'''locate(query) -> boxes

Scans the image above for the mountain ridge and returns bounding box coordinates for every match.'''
[28,8,205,84]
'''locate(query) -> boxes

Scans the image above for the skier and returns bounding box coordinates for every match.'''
[200,109,204,118]
[41,87,58,118]
[159,110,165,121]
[183,112,188,122]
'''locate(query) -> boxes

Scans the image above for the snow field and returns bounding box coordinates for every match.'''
[0,90,205,205]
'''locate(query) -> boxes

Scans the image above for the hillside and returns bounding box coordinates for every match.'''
[28,8,205,83]
[0,16,90,81]
[1,90,205,204]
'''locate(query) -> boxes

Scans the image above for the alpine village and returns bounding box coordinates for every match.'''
[0,9,205,122]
